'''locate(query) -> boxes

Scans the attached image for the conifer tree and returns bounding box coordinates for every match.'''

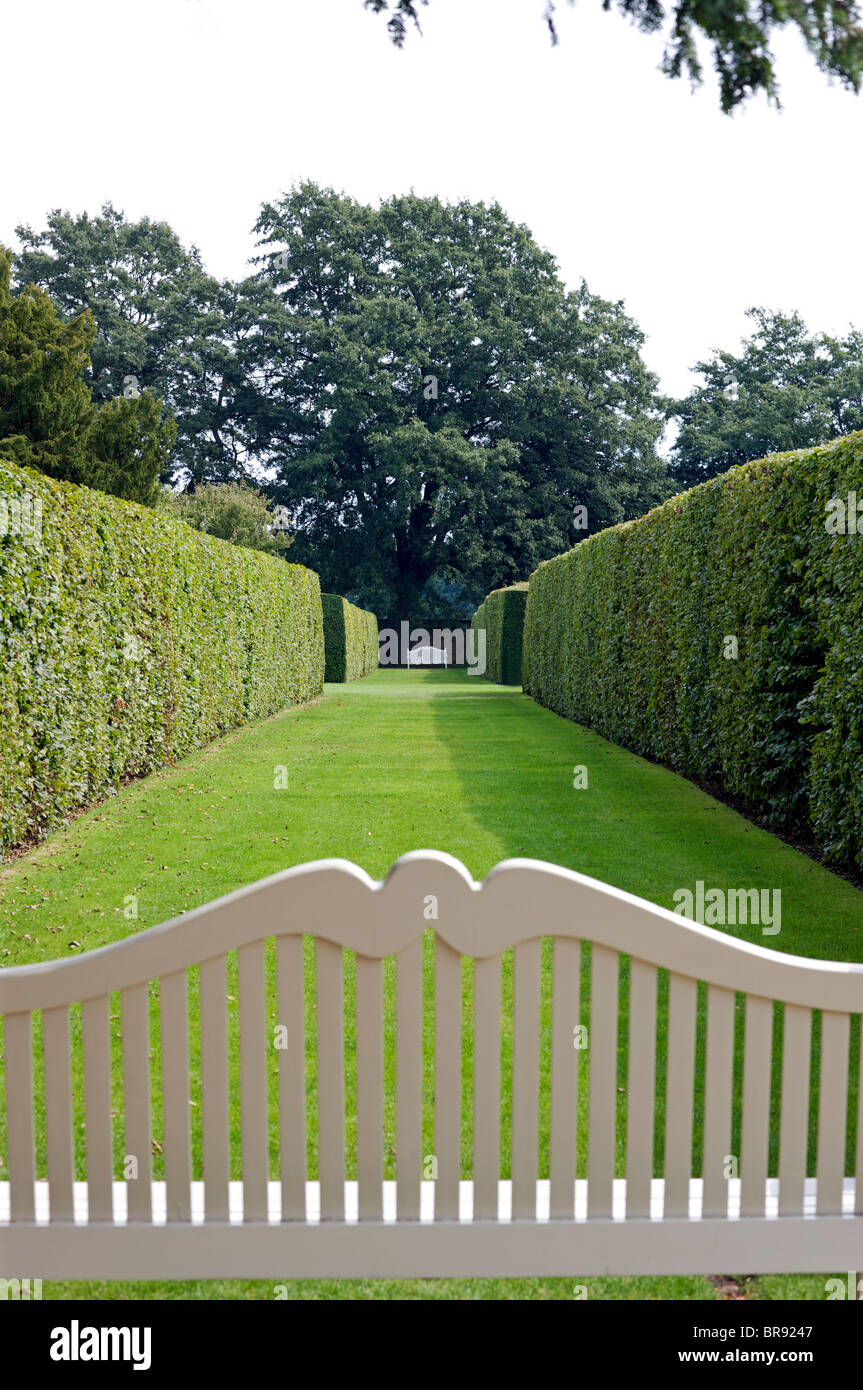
[0,247,94,483]
[0,248,175,506]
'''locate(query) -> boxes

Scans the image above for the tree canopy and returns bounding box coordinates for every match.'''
[363,0,863,112]
[668,307,863,488]
[0,248,175,506]
[161,481,294,556]
[251,184,668,619]
[9,191,670,617]
[13,205,265,486]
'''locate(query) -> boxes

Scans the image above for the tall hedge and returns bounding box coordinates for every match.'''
[472,583,528,685]
[0,459,324,857]
[522,431,863,869]
[321,593,378,682]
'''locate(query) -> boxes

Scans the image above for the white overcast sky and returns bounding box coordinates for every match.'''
[5,0,863,397]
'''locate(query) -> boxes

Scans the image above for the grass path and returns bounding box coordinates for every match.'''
[2,668,862,1301]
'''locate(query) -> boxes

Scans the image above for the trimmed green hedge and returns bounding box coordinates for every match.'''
[472,583,528,685]
[522,431,863,869]
[321,593,378,682]
[0,459,324,857]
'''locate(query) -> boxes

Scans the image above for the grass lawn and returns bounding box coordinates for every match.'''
[2,668,862,1301]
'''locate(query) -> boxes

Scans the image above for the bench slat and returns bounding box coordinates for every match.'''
[200,957,229,1222]
[239,941,268,1222]
[43,1004,74,1223]
[473,954,501,1220]
[702,984,735,1217]
[396,938,423,1220]
[161,970,191,1222]
[588,944,618,1218]
[5,1012,35,1222]
[626,958,657,1218]
[356,954,383,1220]
[664,973,697,1217]
[857,1015,863,1216]
[122,983,152,1222]
[316,940,345,1220]
[779,1003,812,1216]
[82,995,113,1222]
[435,936,462,1219]
[817,1010,850,1215]
[740,994,772,1217]
[512,940,541,1219]
[276,936,306,1221]
[550,937,580,1219]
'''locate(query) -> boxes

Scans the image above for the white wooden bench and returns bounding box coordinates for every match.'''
[1,852,862,1280]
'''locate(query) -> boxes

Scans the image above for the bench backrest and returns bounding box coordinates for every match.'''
[1,851,862,1224]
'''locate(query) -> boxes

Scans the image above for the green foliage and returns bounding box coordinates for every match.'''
[11,196,671,608]
[253,184,668,619]
[472,584,528,685]
[161,482,293,556]
[321,593,379,682]
[0,458,324,856]
[366,0,863,111]
[0,247,95,483]
[12,205,265,487]
[322,593,379,682]
[87,394,177,508]
[670,309,863,489]
[522,431,863,869]
[0,247,175,506]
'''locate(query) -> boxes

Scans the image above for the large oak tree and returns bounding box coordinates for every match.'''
[251,184,668,619]
[12,193,669,615]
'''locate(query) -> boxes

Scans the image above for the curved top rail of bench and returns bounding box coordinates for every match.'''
[2,851,862,1013]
